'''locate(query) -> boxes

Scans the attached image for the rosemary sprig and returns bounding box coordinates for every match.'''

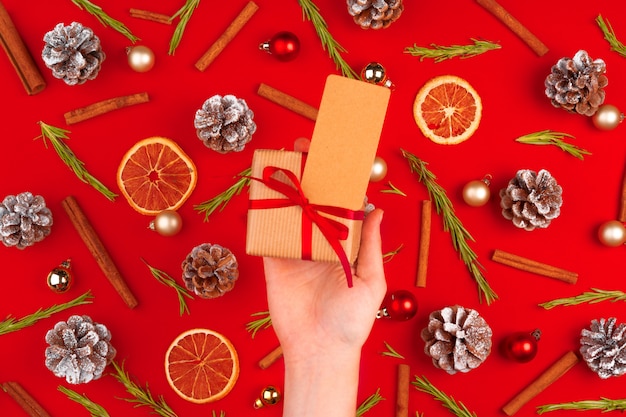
[515,130,590,160]
[194,167,251,221]
[168,0,201,55]
[356,388,384,416]
[211,412,226,417]
[246,311,272,338]
[58,385,110,417]
[539,288,626,310]
[0,291,93,336]
[412,375,477,417]
[383,243,404,263]
[537,398,626,414]
[401,149,497,305]
[36,121,118,201]
[404,38,500,62]
[597,15,626,58]
[111,360,179,417]
[381,341,405,359]
[141,259,193,316]
[298,0,359,79]
[71,0,138,42]
[381,181,407,196]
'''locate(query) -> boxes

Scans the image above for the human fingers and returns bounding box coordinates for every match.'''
[294,137,310,152]
[355,208,386,290]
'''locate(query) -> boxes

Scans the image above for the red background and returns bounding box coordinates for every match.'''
[1,0,625,416]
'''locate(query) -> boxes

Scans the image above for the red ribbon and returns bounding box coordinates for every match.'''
[249,166,364,287]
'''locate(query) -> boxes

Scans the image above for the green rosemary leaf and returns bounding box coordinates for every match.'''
[381,341,405,359]
[194,167,251,222]
[0,291,93,336]
[246,311,272,338]
[404,38,500,62]
[515,130,590,160]
[383,243,404,263]
[211,412,226,417]
[36,121,118,201]
[597,15,626,58]
[58,385,110,417]
[298,0,359,79]
[71,0,138,42]
[537,397,626,414]
[169,0,201,55]
[111,360,179,417]
[356,388,384,416]
[539,288,626,310]
[141,259,193,316]
[380,181,407,196]
[401,149,497,305]
[413,375,477,417]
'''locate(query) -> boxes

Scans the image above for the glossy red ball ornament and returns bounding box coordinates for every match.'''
[501,330,541,362]
[259,32,300,61]
[376,290,418,321]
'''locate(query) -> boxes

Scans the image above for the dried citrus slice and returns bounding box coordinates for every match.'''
[165,328,239,404]
[413,75,482,145]
[117,137,197,215]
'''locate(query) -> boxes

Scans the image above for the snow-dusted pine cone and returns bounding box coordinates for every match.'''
[0,192,53,249]
[545,50,608,116]
[580,317,626,379]
[347,0,404,29]
[45,315,116,384]
[421,305,492,374]
[499,169,563,231]
[182,243,239,299]
[194,95,256,153]
[42,22,105,86]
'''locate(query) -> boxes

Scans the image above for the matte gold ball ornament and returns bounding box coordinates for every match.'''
[253,386,281,408]
[150,210,183,236]
[592,104,624,130]
[462,175,492,207]
[598,220,626,247]
[47,259,73,293]
[127,45,155,72]
[370,156,388,182]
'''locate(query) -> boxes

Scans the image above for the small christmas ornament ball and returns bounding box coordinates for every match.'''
[377,290,417,320]
[597,220,626,247]
[370,156,387,182]
[150,210,182,236]
[254,386,282,408]
[501,330,540,363]
[592,104,624,130]
[127,45,155,72]
[47,259,73,293]
[259,32,300,61]
[361,62,393,88]
[462,176,491,207]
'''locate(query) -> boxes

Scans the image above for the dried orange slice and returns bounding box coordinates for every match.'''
[413,75,482,145]
[165,328,239,404]
[117,137,197,215]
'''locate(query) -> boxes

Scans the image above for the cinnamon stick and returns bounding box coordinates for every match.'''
[64,92,150,125]
[129,8,172,25]
[195,1,258,71]
[395,364,410,417]
[502,351,579,416]
[0,2,46,95]
[258,345,283,369]
[257,83,319,121]
[1,381,52,417]
[491,249,578,284]
[619,167,626,222]
[62,196,138,309]
[475,0,548,56]
[416,200,431,287]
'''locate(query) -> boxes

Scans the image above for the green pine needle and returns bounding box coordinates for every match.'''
[597,15,626,58]
[36,121,118,201]
[515,130,591,160]
[111,360,179,417]
[381,341,405,359]
[537,397,626,414]
[380,182,407,196]
[401,149,497,305]
[71,0,138,42]
[211,412,226,417]
[246,311,272,338]
[0,291,93,336]
[168,0,201,55]
[298,0,359,79]
[383,243,404,263]
[141,259,193,316]
[194,167,251,221]
[413,375,477,417]
[356,388,384,416]
[58,385,111,417]
[539,288,626,310]
[404,38,501,62]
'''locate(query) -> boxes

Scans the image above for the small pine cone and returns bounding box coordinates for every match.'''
[182,243,239,299]
[347,0,404,30]
[421,305,492,374]
[0,192,53,249]
[499,169,563,231]
[545,50,608,116]
[580,317,626,379]
[45,315,116,384]
[42,22,105,86]
[194,95,256,153]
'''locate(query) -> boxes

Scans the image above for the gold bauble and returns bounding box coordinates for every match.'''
[462,177,491,207]
[253,386,281,408]
[598,220,626,247]
[47,259,73,293]
[150,210,183,236]
[370,156,388,182]
[592,104,624,130]
[127,45,155,72]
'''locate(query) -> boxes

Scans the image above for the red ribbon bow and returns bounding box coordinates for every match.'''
[249,166,364,287]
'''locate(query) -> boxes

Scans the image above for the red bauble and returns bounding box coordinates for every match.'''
[377,290,417,321]
[259,32,300,61]
[501,330,540,362]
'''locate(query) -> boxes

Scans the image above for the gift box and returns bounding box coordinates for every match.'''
[245,74,390,285]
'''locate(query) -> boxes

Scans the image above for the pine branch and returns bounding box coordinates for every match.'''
[246,311,272,338]
[413,375,477,417]
[404,38,500,62]
[71,0,138,42]
[141,259,193,316]
[58,385,110,417]
[356,388,384,416]
[537,397,626,414]
[194,167,251,221]
[169,0,201,55]
[380,181,407,196]
[383,243,404,263]
[539,288,626,310]
[515,130,590,160]
[597,15,626,58]
[381,341,405,359]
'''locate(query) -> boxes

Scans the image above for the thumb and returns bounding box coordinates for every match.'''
[355,208,386,286]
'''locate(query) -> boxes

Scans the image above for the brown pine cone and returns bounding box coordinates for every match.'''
[0,192,53,249]
[182,243,239,299]
[44,315,116,384]
[545,50,608,116]
[194,95,256,153]
[347,0,404,29]
[580,317,626,379]
[421,305,492,374]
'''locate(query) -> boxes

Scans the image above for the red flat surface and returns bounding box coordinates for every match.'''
[1,1,625,416]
